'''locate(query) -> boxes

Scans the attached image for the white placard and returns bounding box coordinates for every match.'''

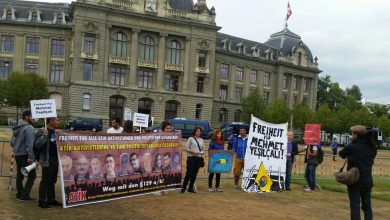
[124,108,132,121]
[133,113,149,128]
[30,99,57,119]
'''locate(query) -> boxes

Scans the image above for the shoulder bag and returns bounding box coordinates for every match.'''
[335,159,360,185]
[193,137,205,167]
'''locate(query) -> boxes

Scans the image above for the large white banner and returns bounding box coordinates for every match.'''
[242,115,288,192]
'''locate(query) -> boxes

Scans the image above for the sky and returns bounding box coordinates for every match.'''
[26,0,390,104]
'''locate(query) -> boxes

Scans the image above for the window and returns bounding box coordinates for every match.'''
[220,63,229,79]
[197,76,204,93]
[82,94,91,110]
[110,66,126,86]
[0,61,12,79]
[139,35,155,61]
[26,37,39,54]
[138,70,154,88]
[264,72,270,86]
[165,101,178,120]
[138,98,152,115]
[263,91,270,103]
[50,64,64,83]
[84,35,95,54]
[6,10,12,21]
[293,95,298,106]
[250,69,257,84]
[56,13,63,24]
[1,35,14,52]
[304,79,310,92]
[164,74,179,91]
[110,96,125,121]
[235,67,243,81]
[219,108,228,123]
[282,93,288,102]
[84,63,93,81]
[112,32,128,57]
[303,96,308,104]
[51,39,65,56]
[166,40,181,64]
[234,110,242,122]
[293,77,298,90]
[50,93,62,110]
[198,51,206,67]
[219,85,228,101]
[238,45,244,54]
[195,104,202,120]
[283,74,288,89]
[235,87,243,103]
[31,12,38,22]
[25,64,39,73]
[222,41,230,51]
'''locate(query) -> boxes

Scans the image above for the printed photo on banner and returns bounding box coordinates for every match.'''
[30,99,57,119]
[242,115,287,193]
[208,150,234,173]
[56,130,182,208]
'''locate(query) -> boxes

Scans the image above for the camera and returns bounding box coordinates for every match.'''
[366,128,382,147]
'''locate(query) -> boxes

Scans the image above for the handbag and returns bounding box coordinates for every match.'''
[193,137,205,167]
[335,159,360,185]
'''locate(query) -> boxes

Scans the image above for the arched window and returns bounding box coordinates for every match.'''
[234,110,242,122]
[195,104,203,120]
[112,32,128,57]
[50,93,62,110]
[165,100,179,120]
[5,10,12,21]
[31,12,38,22]
[138,98,153,116]
[110,96,125,122]
[139,35,155,61]
[82,93,91,110]
[166,40,181,64]
[219,108,228,123]
[56,13,63,24]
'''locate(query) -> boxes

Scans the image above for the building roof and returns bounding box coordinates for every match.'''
[168,0,194,11]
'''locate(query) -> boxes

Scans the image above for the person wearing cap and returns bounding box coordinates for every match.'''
[11,110,36,201]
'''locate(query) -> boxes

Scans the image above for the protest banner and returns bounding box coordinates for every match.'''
[303,124,321,145]
[208,150,234,173]
[56,130,182,208]
[242,115,287,193]
[30,99,57,119]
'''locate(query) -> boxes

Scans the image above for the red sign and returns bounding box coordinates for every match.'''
[304,124,321,145]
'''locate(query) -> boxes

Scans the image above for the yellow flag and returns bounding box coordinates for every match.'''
[254,162,273,192]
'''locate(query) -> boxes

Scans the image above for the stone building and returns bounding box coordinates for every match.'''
[0,0,320,129]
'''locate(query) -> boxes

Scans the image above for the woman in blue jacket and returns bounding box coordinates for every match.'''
[208,129,225,192]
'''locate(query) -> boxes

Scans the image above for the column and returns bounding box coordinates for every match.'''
[243,67,250,97]
[228,63,235,102]
[129,29,140,87]
[157,33,167,90]
[183,36,191,93]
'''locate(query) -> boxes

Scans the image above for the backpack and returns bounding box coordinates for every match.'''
[316,146,324,164]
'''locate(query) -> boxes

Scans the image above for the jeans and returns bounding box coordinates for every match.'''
[285,159,293,189]
[304,164,316,190]
[208,173,221,188]
[182,157,202,191]
[39,160,58,202]
[15,155,36,198]
[348,189,372,220]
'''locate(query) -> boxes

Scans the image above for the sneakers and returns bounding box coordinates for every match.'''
[188,190,197,193]
[304,188,314,192]
[216,188,223,192]
[233,185,238,191]
[208,188,214,192]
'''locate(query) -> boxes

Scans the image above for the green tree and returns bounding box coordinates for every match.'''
[0,79,5,104]
[316,75,332,108]
[327,83,346,110]
[263,99,291,124]
[377,115,390,138]
[313,104,340,134]
[3,72,49,119]
[345,85,362,101]
[292,103,314,131]
[366,103,390,117]
[241,91,267,123]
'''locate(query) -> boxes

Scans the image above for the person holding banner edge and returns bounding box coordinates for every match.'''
[208,129,225,192]
[232,128,248,191]
[285,131,298,191]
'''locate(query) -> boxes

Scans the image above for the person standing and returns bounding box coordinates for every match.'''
[331,137,338,161]
[11,110,36,201]
[107,117,123,133]
[181,127,204,193]
[339,125,377,220]
[285,131,298,191]
[37,117,62,208]
[122,120,134,133]
[232,128,248,191]
[304,144,319,192]
[208,129,225,192]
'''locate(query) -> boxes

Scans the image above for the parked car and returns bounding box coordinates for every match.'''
[66,118,102,132]
[168,118,212,139]
[221,122,250,141]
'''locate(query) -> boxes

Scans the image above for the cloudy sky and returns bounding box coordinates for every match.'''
[27,0,390,104]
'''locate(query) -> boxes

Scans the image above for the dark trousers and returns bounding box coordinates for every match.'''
[15,155,36,198]
[285,159,293,189]
[182,157,202,191]
[208,173,221,188]
[304,164,316,190]
[39,160,58,203]
[348,189,372,220]
[332,148,337,161]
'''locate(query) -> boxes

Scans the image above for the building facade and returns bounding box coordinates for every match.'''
[0,0,320,129]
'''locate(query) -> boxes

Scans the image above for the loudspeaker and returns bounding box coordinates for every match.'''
[21,162,36,177]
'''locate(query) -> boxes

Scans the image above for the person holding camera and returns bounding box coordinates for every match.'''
[339,125,377,220]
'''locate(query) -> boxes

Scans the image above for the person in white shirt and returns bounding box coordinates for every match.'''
[107,117,123,133]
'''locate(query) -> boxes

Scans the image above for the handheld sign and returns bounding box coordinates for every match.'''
[30,99,57,119]
[304,124,321,145]
[133,113,149,129]
[124,108,132,121]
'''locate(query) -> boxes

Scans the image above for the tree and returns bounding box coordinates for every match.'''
[0,79,5,105]
[263,99,291,124]
[241,91,267,123]
[316,75,332,109]
[292,103,314,131]
[345,85,362,101]
[366,103,390,117]
[3,72,49,119]
[377,115,390,138]
[313,104,340,135]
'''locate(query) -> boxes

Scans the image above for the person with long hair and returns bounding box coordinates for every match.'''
[181,127,204,193]
[122,120,134,133]
[208,129,225,192]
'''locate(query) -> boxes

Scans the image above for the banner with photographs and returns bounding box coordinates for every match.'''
[56,130,183,208]
[242,116,287,193]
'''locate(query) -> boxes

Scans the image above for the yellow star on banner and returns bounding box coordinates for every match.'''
[254,162,273,192]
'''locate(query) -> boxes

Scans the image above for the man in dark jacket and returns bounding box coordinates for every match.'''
[285,131,298,191]
[339,125,377,220]
[11,110,36,201]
